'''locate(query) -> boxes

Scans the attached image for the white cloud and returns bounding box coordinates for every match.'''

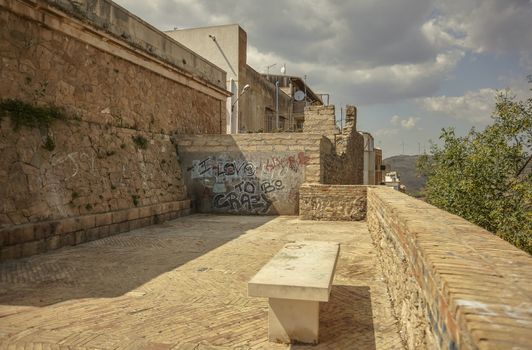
[390,115,420,130]
[390,115,400,125]
[374,128,399,137]
[433,0,532,59]
[418,88,497,124]
[421,17,465,50]
[401,117,420,129]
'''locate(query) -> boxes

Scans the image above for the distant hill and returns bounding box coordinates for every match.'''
[383,155,426,195]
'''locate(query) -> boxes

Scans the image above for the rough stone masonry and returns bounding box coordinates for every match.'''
[0,0,227,259]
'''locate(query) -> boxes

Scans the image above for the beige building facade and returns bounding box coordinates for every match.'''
[262,74,323,130]
[166,24,292,133]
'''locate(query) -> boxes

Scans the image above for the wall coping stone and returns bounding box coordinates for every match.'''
[368,186,532,349]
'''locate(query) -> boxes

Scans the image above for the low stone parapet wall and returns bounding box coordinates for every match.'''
[367,186,531,350]
[0,199,190,261]
[299,184,368,221]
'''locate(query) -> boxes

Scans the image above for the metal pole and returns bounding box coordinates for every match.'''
[340,107,343,131]
[304,75,307,107]
[275,81,279,130]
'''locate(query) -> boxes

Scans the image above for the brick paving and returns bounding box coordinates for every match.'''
[0,214,403,349]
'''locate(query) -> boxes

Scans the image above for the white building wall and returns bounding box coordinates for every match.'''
[166,25,241,134]
[361,132,376,185]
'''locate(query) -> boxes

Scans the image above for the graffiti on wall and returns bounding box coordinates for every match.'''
[186,152,309,214]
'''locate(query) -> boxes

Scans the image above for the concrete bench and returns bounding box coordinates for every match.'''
[248,241,340,344]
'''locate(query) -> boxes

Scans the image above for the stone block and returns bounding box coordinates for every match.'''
[75,230,86,245]
[108,223,121,236]
[95,212,113,227]
[128,218,143,230]
[154,204,165,215]
[21,240,46,257]
[138,206,152,218]
[8,225,34,245]
[61,232,76,247]
[60,218,79,234]
[157,213,169,223]
[126,208,140,221]
[138,217,152,227]
[85,227,100,241]
[118,221,130,233]
[78,215,96,230]
[112,210,128,224]
[33,222,55,240]
[0,244,22,261]
[168,202,179,211]
[46,235,61,251]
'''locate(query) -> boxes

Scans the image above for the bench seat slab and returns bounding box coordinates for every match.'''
[268,298,319,344]
[248,241,340,302]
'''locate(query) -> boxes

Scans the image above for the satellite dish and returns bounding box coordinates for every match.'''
[280,64,286,74]
[294,90,305,101]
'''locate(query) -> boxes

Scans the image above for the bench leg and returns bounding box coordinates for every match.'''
[268,298,319,344]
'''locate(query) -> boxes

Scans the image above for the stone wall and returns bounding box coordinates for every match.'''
[0,121,187,224]
[367,186,532,350]
[1,200,190,261]
[0,0,228,259]
[299,184,368,221]
[26,0,227,90]
[174,134,326,215]
[304,105,364,185]
[303,105,339,142]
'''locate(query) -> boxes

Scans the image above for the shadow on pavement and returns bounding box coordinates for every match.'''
[0,214,274,307]
[294,285,376,350]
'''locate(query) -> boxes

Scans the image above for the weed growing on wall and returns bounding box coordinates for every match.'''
[132,195,140,207]
[132,135,148,149]
[0,99,65,131]
[42,135,55,151]
[0,98,66,152]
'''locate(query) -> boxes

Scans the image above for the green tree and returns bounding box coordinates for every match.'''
[417,88,531,254]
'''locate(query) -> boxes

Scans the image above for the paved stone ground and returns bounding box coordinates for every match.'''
[0,215,403,349]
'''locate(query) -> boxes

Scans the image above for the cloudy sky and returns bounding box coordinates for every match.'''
[115,0,531,158]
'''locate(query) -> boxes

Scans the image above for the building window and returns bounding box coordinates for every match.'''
[265,107,274,132]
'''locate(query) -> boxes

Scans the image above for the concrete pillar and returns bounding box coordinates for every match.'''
[268,298,319,344]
